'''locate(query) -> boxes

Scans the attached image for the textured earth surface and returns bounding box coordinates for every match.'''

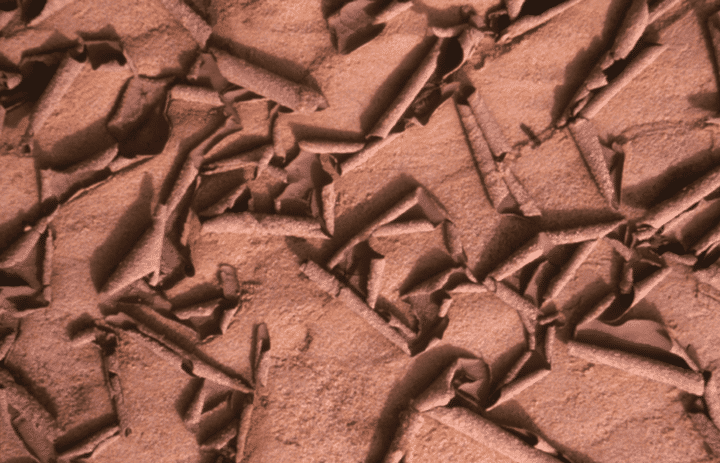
[1,0,720,462]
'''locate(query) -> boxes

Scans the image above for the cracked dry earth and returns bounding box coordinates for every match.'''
[3,0,720,462]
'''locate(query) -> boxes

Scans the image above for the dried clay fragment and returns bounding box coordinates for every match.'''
[485,278,540,349]
[298,139,365,154]
[170,84,224,107]
[567,340,705,395]
[382,409,424,463]
[212,47,327,113]
[251,322,270,387]
[490,234,547,281]
[202,212,328,240]
[124,328,253,393]
[100,205,168,298]
[372,219,436,237]
[158,0,212,47]
[56,424,120,461]
[236,399,255,462]
[425,407,565,463]
[499,0,585,44]
[486,367,550,410]
[328,187,422,268]
[545,219,623,245]
[413,357,490,411]
[707,369,720,432]
[40,144,118,202]
[578,44,666,120]
[455,101,515,213]
[366,256,385,309]
[26,55,85,138]
[300,260,412,354]
[545,240,598,301]
[641,162,720,231]
[9,408,56,463]
[568,119,618,208]
[107,76,170,142]
[340,132,401,174]
[505,0,525,20]
[369,38,443,139]
[321,182,337,236]
[467,90,512,159]
[499,164,543,217]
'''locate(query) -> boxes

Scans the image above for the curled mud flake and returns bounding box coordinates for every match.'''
[212,47,327,113]
[486,367,550,410]
[425,407,565,463]
[641,162,720,231]
[300,260,341,297]
[158,0,212,47]
[340,132,401,174]
[236,400,255,462]
[578,44,667,120]
[369,38,443,139]
[56,424,120,460]
[607,0,649,64]
[298,139,365,154]
[100,205,168,299]
[499,0,585,44]
[201,212,328,239]
[26,55,85,138]
[169,84,224,107]
[373,0,414,24]
[707,369,720,432]
[567,340,704,395]
[467,90,512,160]
[328,187,422,268]
[373,219,437,236]
[505,0,525,20]
[40,144,118,202]
[413,357,490,411]
[499,165,542,217]
[524,259,556,305]
[366,256,385,309]
[382,409,424,463]
[545,220,623,245]
[455,101,515,213]
[200,419,238,451]
[10,411,57,463]
[490,234,547,281]
[402,266,472,297]
[321,182,337,236]
[568,119,618,208]
[443,220,467,263]
[301,260,411,353]
[327,0,383,54]
[545,241,597,302]
[107,76,171,142]
[490,279,540,350]
[251,322,270,386]
[124,327,253,393]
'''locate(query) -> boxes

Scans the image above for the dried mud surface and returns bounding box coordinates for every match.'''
[1,0,720,462]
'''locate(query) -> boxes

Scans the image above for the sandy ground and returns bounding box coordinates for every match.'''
[2,0,720,462]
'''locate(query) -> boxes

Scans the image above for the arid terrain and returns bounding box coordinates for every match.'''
[2,0,720,462]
